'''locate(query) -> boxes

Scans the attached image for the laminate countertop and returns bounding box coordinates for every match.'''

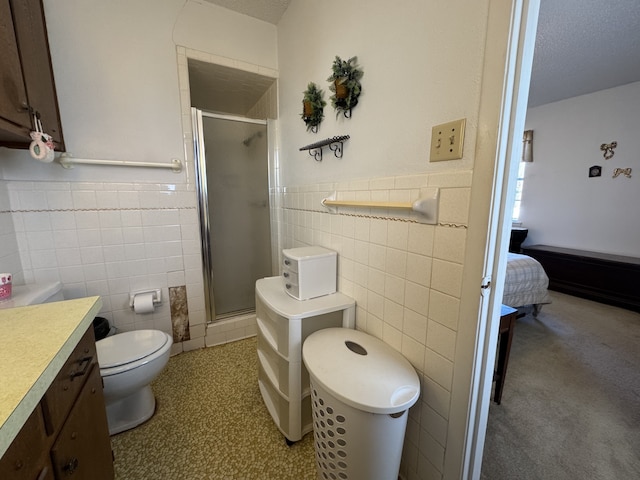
[0,296,102,457]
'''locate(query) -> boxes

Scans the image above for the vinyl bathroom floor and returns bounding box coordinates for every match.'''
[111,336,317,479]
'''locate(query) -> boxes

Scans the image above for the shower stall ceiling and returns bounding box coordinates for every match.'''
[188,60,277,118]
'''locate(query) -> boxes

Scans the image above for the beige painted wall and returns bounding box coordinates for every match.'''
[523,81,640,257]
[277,0,488,186]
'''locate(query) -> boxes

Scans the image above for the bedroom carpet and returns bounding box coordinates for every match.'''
[481,292,640,480]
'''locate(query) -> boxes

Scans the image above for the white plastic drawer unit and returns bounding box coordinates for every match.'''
[258,366,312,438]
[255,276,355,443]
[257,334,310,397]
[282,246,337,300]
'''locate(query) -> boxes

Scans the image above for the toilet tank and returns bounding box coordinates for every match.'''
[0,281,64,309]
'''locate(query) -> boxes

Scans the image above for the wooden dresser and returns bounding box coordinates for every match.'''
[522,245,640,313]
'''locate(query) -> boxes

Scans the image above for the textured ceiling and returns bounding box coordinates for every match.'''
[529,0,640,107]
[198,0,640,109]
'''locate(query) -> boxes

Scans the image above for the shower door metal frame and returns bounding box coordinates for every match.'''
[192,108,269,324]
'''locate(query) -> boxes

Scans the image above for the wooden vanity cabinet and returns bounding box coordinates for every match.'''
[0,405,54,480]
[50,365,113,479]
[41,327,99,436]
[0,0,64,150]
[0,327,113,480]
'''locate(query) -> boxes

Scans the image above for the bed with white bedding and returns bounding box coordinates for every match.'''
[502,253,552,311]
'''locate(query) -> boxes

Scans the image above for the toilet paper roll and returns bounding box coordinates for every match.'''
[133,292,155,314]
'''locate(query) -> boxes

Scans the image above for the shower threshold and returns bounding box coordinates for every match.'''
[214,308,255,322]
[206,309,257,348]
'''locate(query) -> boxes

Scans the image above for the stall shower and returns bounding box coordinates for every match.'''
[192,109,273,322]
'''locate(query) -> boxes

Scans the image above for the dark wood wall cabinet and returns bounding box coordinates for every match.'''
[522,245,640,313]
[0,0,64,150]
[0,327,114,480]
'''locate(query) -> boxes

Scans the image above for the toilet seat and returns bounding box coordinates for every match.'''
[97,330,171,377]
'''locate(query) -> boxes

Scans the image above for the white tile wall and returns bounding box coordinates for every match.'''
[205,313,257,347]
[0,181,23,284]
[2,180,205,349]
[276,171,471,480]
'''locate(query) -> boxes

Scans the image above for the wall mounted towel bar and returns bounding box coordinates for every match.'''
[58,153,183,172]
[322,199,415,209]
[321,187,439,224]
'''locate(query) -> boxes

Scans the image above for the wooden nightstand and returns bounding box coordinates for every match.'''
[494,305,517,404]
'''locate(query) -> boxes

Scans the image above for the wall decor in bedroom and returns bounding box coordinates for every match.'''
[301,82,326,133]
[327,56,363,118]
[612,167,632,179]
[588,165,602,178]
[600,141,617,159]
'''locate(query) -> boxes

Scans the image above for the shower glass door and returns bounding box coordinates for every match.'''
[193,109,272,320]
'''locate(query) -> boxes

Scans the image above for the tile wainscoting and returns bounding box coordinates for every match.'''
[2,179,206,355]
[274,170,471,479]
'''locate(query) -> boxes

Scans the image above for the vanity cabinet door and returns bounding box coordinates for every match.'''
[0,0,65,149]
[41,327,98,436]
[0,404,53,480]
[50,365,114,480]
[9,0,64,147]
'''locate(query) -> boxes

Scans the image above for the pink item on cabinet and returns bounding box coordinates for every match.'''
[0,273,12,300]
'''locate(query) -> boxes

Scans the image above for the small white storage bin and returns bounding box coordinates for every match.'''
[282,246,337,300]
[303,328,420,480]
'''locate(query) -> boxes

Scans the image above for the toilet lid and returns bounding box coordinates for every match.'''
[96,330,170,368]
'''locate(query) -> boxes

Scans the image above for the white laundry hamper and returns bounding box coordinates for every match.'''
[303,328,420,480]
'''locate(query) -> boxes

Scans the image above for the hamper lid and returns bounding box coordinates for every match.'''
[302,328,420,414]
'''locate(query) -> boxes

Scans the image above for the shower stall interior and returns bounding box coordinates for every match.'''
[192,108,273,322]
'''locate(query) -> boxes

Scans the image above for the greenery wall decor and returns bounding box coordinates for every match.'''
[301,82,326,133]
[327,56,363,118]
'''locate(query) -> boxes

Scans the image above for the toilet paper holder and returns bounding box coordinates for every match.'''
[129,289,162,309]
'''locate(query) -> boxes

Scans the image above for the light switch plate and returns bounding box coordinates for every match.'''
[430,118,466,162]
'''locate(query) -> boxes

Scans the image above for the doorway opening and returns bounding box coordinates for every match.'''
[185,56,278,324]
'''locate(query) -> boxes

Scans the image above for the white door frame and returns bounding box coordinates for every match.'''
[444,1,541,478]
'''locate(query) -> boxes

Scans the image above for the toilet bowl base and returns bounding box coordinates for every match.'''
[106,385,156,435]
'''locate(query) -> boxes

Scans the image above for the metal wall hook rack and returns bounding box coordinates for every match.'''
[299,135,350,161]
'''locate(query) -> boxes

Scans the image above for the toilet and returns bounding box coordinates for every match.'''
[0,280,173,436]
[96,329,173,435]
